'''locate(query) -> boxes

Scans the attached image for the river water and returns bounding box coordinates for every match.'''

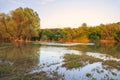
[0,42,120,80]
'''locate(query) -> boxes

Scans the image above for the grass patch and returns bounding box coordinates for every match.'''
[0,64,12,77]
[91,78,97,80]
[62,54,83,69]
[0,64,55,80]
[86,73,91,77]
[62,54,102,69]
[11,77,28,80]
[11,72,52,80]
[103,60,120,70]
[78,55,102,64]
[62,60,83,69]
[63,54,80,61]
[11,71,65,80]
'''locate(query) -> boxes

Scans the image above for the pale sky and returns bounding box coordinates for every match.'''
[0,0,120,28]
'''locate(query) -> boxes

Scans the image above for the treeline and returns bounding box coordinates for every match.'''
[34,22,120,42]
[0,7,120,43]
[0,7,40,42]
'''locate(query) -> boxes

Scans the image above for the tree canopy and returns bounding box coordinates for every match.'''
[39,22,120,42]
[0,7,120,43]
[0,7,40,42]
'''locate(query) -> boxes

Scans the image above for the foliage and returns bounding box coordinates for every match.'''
[89,32,100,40]
[0,7,40,42]
[0,7,120,42]
[38,22,120,42]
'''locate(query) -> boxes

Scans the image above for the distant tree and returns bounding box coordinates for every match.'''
[81,23,87,27]
[40,29,54,41]
[89,32,100,40]
[78,25,89,39]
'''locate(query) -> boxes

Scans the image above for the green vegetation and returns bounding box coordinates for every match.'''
[62,54,83,69]
[0,7,40,42]
[0,43,65,80]
[62,60,83,69]
[86,73,92,77]
[63,54,80,61]
[91,78,97,80]
[0,43,40,79]
[0,64,12,77]
[103,60,120,70]
[62,54,102,69]
[1,71,59,80]
[0,7,120,42]
[0,7,120,79]
[39,22,120,42]
[62,53,120,71]
[11,72,52,80]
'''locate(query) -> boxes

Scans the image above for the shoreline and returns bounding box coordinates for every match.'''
[0,39,118,44]
[38,39,118,43]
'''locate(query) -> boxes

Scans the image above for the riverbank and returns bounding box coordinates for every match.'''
[0,39,118,44]
[39,39,118,43]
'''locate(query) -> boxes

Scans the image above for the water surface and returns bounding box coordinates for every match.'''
[0,42,120,80]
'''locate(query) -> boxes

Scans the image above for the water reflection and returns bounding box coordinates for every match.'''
[86,52,120,61]
[0,43,40,79]
[68,42,120,58]
[30,42,120,80]
[0,42,120,80]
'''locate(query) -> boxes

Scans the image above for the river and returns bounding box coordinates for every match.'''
[0,42,120,80]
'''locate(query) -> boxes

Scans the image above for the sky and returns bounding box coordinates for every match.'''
[0,0,120,29]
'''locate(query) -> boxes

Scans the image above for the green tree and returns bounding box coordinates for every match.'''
[0,13,17,41]
[11,7,40,41]
[78,23,89,39]
[89,32,100,40]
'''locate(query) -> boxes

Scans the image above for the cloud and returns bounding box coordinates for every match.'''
[41,0,56,5]
[7,0,56,5]
[7,0,24,5]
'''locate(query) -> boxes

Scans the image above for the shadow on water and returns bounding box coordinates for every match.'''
[0,42,41,80]
[0,42,120,80]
